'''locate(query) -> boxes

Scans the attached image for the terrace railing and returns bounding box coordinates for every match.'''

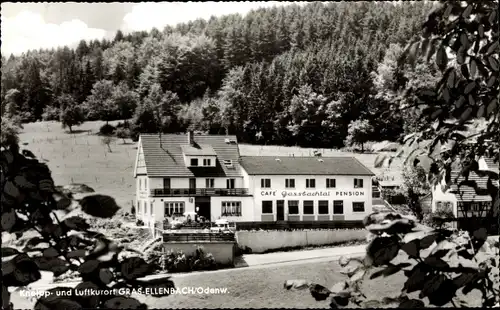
[150,188,249,197]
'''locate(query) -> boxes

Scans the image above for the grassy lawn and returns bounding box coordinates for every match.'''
[18,121,137,211]
[18,121,403,213]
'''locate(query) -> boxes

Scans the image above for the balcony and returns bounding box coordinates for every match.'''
[150,188,249,197]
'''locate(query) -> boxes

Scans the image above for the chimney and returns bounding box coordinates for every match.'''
[187,130,194,145]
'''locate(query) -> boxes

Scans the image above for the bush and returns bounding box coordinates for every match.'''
[20,111,35,123]
[99,123,116,136]
[422,207,455,229]
[144,241,165,268]
[161,246,217,273]
[189,246,217,271]
[41,106,60,121]
[116,127,131,143]
[116,121,131,129]
[136,219,144,226]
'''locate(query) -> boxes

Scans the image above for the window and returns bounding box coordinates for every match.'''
[190,158,199,166]
[288,200,299,214]
[303,200,314,214]
[333,201,344,214]
[163,178,171,189]
[353,202,365,212]
[262,201,273,214]
[221,202,241,216]
[150,203,153,215]
[354,178,364,188]
[137,201,141,214]
[203,158,211,166]
[223,160,233,168]
[326,178,336,188]
[306,179,316,188]
[205,178,215,188]
[164,202,185,217]
[285,178,295,188]
[139,178,142,190]
[145,178,148,190]
[261,178,271,188]
[144,201,147,214]
[318,201,329,214]
[226,178,235,189]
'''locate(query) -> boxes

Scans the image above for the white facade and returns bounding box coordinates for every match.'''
[430,184,459,217]
[134,135,374,226]
[246,174,373,222]
[135,172,372,225]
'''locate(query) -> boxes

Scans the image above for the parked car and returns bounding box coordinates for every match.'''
[210,219,236,233]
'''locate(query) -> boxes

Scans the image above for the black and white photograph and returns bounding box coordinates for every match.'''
[1,1,499,309]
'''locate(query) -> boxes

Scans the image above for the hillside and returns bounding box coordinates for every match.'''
[2,1,438,149]
[18,121,137,210]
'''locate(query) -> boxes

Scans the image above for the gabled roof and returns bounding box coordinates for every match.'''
[180,144,217,156]
[139,134,242,177]
[239,156,375,176]
[448,157,499,202]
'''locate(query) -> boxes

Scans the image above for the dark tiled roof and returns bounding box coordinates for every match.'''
[239,156,374,176]
[449,157,499,202]
[140,134,242,177]
[180,144,217,156]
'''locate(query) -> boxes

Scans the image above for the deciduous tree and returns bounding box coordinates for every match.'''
[58,94,85,133]
[345,119,375,152]
[84,80,118,124]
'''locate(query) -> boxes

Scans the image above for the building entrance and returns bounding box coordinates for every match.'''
[195,197,211,222]
[277,200,285,221]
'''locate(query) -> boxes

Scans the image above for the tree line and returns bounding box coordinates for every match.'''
[1,1,439,147]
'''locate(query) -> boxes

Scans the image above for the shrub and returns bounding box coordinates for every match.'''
[144,240,165,267]
[421,205,455,229]
[19,111,35,123]
[116,127,131,143]
[136,219,144,226]
[161,246,217,273]
[189,246,217,271]
[41,106,60,121]
[99,123,116,136]
[116,121,131,129]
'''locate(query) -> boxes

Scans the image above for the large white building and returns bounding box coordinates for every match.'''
[134,133,375,227]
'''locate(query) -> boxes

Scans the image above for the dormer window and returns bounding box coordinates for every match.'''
[203,158,211,166]
[190,158,199,166]
[223,160,234,169]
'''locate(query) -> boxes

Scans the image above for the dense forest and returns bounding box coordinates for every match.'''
[1,2,440,147]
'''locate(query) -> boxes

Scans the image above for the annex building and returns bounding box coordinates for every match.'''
[420,156,499,232]
[134,133,375,227]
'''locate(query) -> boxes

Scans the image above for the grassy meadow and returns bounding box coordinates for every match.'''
[18,121,403,212]
[18,121,137,211]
